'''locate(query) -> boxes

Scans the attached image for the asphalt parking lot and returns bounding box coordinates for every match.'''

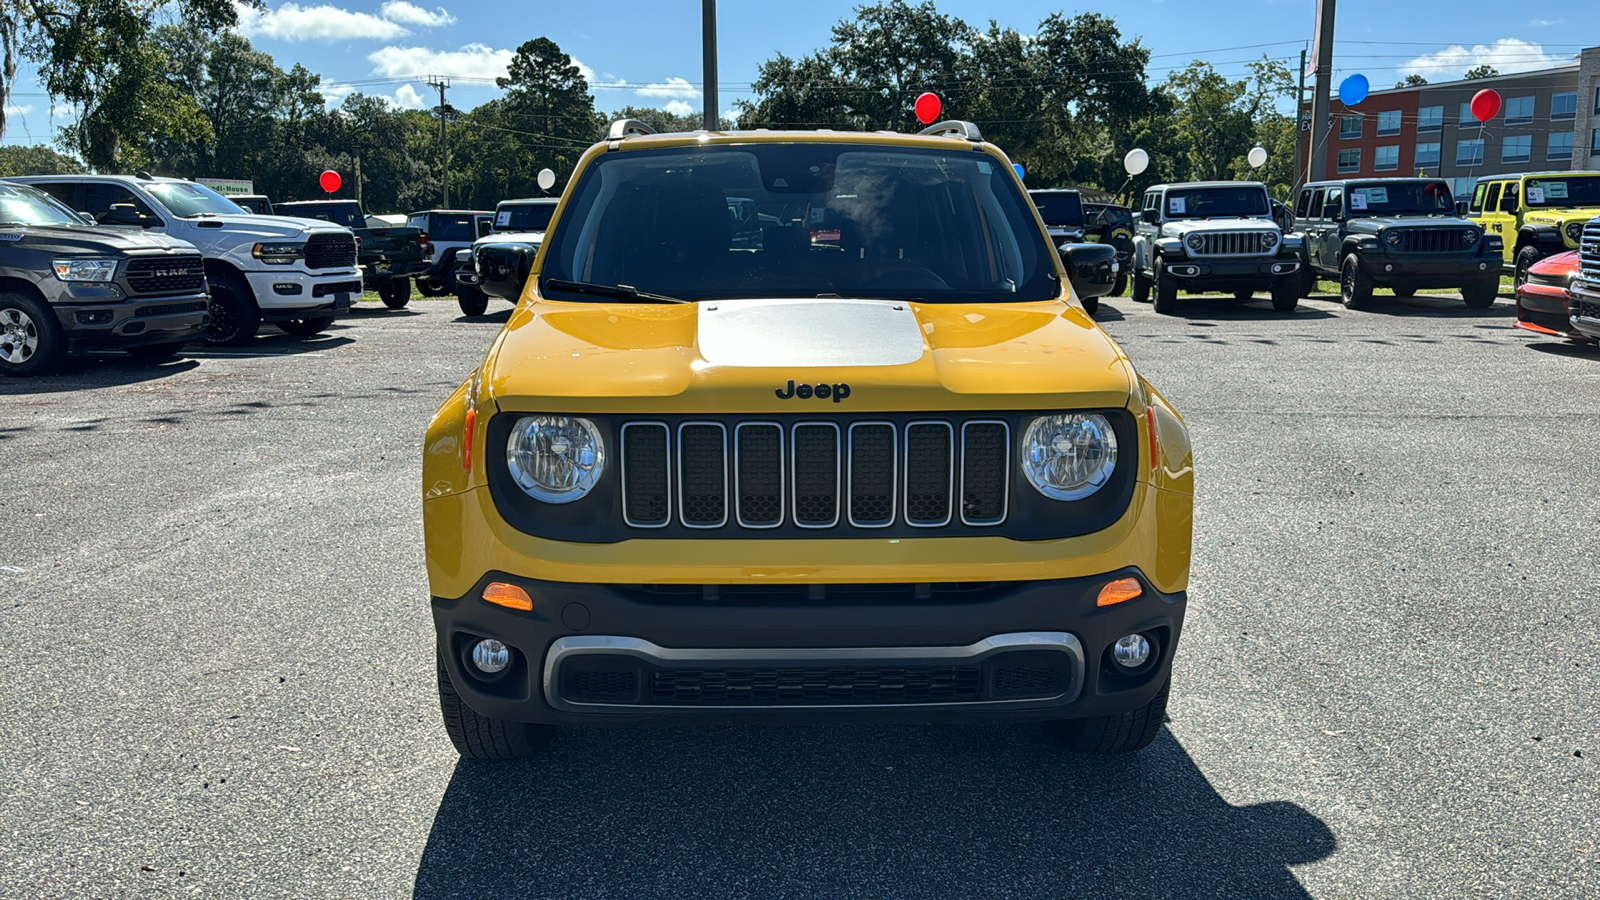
[2,290,1596,899]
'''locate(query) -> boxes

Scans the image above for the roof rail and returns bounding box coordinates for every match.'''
[606,119,658,141]
[917,120,984,142]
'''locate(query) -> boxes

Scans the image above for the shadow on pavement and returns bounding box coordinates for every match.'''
[413,724,1334,899]
[345,305,423,319]
[182,333,356,358]
[1319,295,1515,319]
[1526,340,1600,360]
[453,308,514,325]
[0,357,200,395]
[1167,296,1337,321]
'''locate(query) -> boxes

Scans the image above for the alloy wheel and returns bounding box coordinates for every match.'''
[0,307,39,365]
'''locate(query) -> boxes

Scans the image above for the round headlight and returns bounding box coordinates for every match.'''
[1185,233,1204,251]
[1021,413,1118,501]
[1384,230,1401,246]
[1261,231,1279,249]
[506,415,605,503]
[1565,221,1585,241]
[1463,229,1479,245]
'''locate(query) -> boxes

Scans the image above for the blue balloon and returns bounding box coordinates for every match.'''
[1013,162,1025,180]
[1339,73,1370,107]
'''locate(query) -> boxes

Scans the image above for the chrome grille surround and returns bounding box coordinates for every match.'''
[1578,220,1600,286]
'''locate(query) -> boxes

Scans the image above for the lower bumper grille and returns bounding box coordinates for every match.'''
[1575,297,1600,319]
[312,280,363,298]
[652,666,984,705]
[133,300,209,318]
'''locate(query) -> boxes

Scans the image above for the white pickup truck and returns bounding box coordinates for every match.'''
[12,174,362,343]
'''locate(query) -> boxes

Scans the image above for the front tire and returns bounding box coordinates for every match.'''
[378,278,411,309]
[1513,245,1541,292]
[437,649,555,760]
[203,277,261,346]
[1233,290,1254,301]
[1271,282,1298,312]
[1131,266,1151,303]
[1110,272,1128,298]
[0,291,66,377]
[1081,294,1099,317]
[277,316,333,336]
[124,341,186,360]
[1462,281,1498,309]
[1058,677,1170,754]
[1152,257,1179,314]
[1340,255,1374,311]
[457,287,489,317]
[1391,287,1416,298]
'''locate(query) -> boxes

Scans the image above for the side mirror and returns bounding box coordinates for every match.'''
[453,248,473,265]
[1457,201,1470,216]
[1321,203,1341,221]
[1061,242,1118,300]
[106,203,154,227]
[477,219,493,237]
[1500,199,1519,213]
[1140,208,1159,225]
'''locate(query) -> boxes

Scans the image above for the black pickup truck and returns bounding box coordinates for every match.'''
[276,200,427,308]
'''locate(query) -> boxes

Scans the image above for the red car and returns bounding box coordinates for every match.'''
[1514,251,1594,345]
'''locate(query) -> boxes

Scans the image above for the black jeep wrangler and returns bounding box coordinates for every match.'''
[0,181,208,376]
[1291,178,1502,310]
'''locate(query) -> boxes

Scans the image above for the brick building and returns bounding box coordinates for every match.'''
[1299,47,1600,199]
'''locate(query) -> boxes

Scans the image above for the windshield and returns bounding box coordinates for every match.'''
[1346,181,1455,215]
[1086,204,1132,226]
[1164,186,1269,219]
[0,182,89,227]
[427,214,476,241]
[496,202,556,232]
[145,181,251,217]
[282,204,363,229]
[542,143,1057,304]
[1031,192,1084,227]
[1523,176,1600,208]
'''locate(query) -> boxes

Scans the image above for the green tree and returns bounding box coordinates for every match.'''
[1464,65,1499,80]
[737,51,850,129]
[0,143,84,175]
[1164,62,1253,182]
[607,105,730,134]
[1396,73,1428,88]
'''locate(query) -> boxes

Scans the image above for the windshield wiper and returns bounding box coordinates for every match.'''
[544,279,688,304]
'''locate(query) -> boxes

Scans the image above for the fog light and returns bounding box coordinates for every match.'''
[1112,634,1151,668]
[1384,264,1394,272]
[471,639,511,673]
[1479,263,1488,271]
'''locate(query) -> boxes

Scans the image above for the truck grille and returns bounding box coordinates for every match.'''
[1388,228,1469,253]
[1578,221,1600,285]
[123,255,205,296]
[620,418,1010,531]
[1574,296,1600,320]
[1189,231,1273,257]
[304,233,356,269]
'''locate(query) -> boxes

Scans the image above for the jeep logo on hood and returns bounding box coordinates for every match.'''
[775,380,851,402]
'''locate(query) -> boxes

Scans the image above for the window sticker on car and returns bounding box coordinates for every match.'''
[1168,196,1186,214]
[1527,187,1545,204]
[1542,181,1568,200]
[1349,193,1368,211]
[496,210,512,226]
[1349,187,1386,210]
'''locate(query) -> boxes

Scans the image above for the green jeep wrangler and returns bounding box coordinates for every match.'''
[1291,178,1502,310]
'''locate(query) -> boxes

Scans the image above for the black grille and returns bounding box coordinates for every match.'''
[1574,296,1600,319]
[792,424,840,527]
[734,424,783,527]
[678,423,728,527]
[848,423,896,527]
[990,652,1069,699]
[1389,227,1469,253]
[133,300,208,318]
[304,232,356,269]
[123,255,205,296]
[651,666,983,705]
[960,422,1009,525]
[904,423,953,526]
[311,280,362,298]
[621,423,670,527]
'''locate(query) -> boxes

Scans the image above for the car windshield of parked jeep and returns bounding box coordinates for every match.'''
[1163,186,1269,219]
[1522,176,1600,208]
[1033,192,1084,227]
[1345,181,1456,215]
[0,182,89,227]
[144,181,252,218]
[540,143,1058,303]
[497,202,556,232]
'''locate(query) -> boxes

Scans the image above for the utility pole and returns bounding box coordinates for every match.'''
[1308,0,1336,182]
[353,151,363,208]
[702,0,718,130]
[427,76,451,206]
[1295,47,1308,192]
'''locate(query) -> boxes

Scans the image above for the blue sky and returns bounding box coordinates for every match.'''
[4,0,1599,147]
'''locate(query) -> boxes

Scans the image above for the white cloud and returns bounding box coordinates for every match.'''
[3,103,35,117]
[368,43,513,80]
[379,1,455,27]
[663,99,695,116]
[321,83,356,107]
[1398,38,1565,81]
[1529,18,1562,27]
[390,83,427,109]
[236,1,410,41]
[636,77,699,101]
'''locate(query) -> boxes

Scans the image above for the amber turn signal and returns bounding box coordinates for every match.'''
[1096,577,1143,607]
[482,582,533,611]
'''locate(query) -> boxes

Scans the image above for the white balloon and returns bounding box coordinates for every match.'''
[1123,148,1149,177]
[537,168,556,191]
[1247,146,1268,169]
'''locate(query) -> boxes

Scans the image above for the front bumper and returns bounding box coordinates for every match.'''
[1356,251,1499,288]
[1166,255,1299,291]
[434,569,1185,726]
[243,269,362,313]
[52,290,210,350]
[1569,282,1600,341]
[1515,282,1591,342]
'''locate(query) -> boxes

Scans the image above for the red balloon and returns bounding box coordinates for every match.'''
[1470,89,1501,123]
[914,92,941,125]
[319,170,342,193]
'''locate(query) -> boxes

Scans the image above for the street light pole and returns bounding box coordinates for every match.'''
[427,76,451,206]
[702,0,718,130]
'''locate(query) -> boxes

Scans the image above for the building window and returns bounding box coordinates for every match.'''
[1456,139,1484,166]
[1377,110,1402,136]
[1549,132,1574,160]
[1374,145,1400,171]
[1415,142,1441,166]
[1337,148,1361,173]
[1501,135,1532,163]
[1552,92,1577,120]
[1417,105,1443,132]
[1340,115,1363,139]
[1594,86,1600,112]
[1592,128,1600,154]
[1452,177,1476,202]
[1459,102,1477,125]
[1504,96,1535,124]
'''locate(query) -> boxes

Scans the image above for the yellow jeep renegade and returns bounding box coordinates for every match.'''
[422,119,1194,758]
[1467,171,1600,285]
